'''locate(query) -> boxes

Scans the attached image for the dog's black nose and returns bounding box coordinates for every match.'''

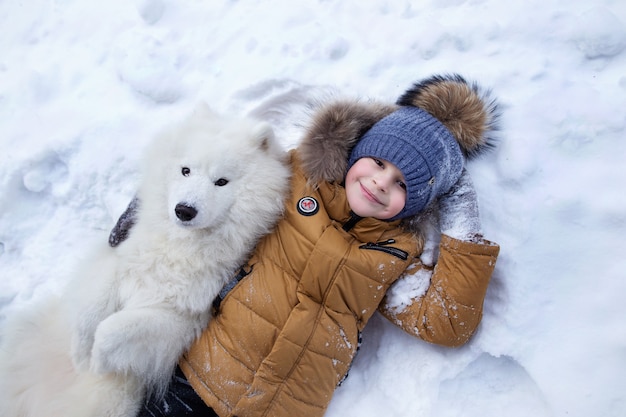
[175,204,197,222]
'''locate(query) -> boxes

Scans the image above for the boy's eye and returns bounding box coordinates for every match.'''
[397,180,407,190]
[372,158,384,167]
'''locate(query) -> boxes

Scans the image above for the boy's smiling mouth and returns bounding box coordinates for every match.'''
[360,183,382,205]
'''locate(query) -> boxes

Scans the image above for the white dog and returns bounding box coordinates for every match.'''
[0,105,291,417]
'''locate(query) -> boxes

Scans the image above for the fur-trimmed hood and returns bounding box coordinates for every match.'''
[298,74,499,188]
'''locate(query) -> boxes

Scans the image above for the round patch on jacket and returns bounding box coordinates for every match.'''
[297,196,319,216]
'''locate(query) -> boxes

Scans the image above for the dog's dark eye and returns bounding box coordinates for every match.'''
[181,167,191,177]
[214,178,229,187]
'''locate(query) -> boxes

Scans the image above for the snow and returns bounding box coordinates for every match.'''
[1,0,625,416]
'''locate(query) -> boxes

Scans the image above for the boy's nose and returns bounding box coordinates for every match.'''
[373,174,391,191]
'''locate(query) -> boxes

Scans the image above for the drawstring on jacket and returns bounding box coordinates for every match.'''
[342,211,363,232]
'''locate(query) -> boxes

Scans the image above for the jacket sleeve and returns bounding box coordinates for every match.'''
[378,234,500,347]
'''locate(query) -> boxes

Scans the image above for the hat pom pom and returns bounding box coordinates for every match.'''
[396,74,500,159]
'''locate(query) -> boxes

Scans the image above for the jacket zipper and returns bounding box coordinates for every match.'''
[342,211,363,232]
[359,239,408,260]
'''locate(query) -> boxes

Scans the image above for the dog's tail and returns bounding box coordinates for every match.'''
[0,297,142,417]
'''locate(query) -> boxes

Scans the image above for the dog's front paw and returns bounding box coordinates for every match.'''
[89,307,197,385]
[89,317,136,376]
[89,309,167,378]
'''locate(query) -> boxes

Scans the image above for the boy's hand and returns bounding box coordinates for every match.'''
[109,197,139,247]
[438,169,482,241]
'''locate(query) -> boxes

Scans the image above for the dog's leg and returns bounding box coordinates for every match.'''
[90,306,209,395]
[71,289,117,370]
[66,248,119,370]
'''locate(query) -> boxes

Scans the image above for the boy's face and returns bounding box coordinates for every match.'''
[345,157,407,220]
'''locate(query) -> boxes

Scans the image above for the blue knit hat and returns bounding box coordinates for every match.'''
[348,106,464,220]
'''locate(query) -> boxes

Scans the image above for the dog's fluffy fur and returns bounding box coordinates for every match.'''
[0,104,290,417]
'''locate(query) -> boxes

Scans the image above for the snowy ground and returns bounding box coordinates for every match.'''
[1,1,625,416]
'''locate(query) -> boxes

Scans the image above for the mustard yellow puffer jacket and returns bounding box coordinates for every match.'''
[180,152,499,417]
[181,79,501,417]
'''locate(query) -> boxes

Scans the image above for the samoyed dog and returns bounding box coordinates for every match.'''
[0,104,291,417]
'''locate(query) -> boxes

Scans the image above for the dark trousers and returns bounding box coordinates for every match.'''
[137,366,218,417]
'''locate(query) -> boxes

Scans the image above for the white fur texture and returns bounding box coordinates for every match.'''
[0,105,290,417]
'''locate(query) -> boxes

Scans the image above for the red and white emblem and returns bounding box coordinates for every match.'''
[297,196,319,216]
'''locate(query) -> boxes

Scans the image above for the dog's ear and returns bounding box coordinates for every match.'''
[251,121,278,153]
